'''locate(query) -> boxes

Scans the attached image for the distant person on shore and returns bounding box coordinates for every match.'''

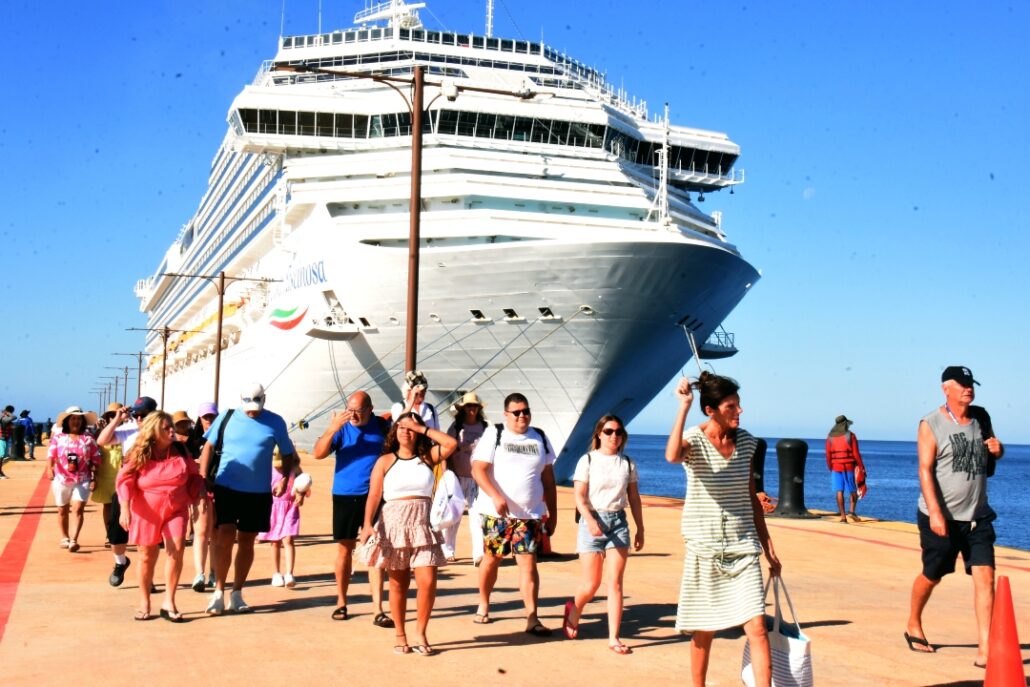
[665,374,781,687]
[188,402,219,592]
[47,407,102,552]
[360,412,457,655]
[444,391,488,563]
[19,410,36,459]
[563,414,644,655]
[0,405,15,461]
[311,390,392,626]
[97,397,158,586]
[10,408,26,460]
[471,392,557,636]
[117,411,204,621]
[825,414,866,523]
[905,366,1004,668]
[199,383,296,615]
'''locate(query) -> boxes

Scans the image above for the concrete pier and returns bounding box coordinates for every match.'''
[1,448,1027,686]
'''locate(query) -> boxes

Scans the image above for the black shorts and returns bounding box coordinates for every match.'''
[212,485,273,533]
[917,510,996,580]
[333,494,372,541]
[106,494,129,546]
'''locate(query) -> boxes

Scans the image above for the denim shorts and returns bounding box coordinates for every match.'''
[576,509,630,553]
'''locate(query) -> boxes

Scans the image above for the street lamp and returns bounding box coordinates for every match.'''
[112,352,147,399]
[272,62,536,372]
[159,271,279,406]
[104,366,131,406]
[98,375,120,410]
[126,326,196,408]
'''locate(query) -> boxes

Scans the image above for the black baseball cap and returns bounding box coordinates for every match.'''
[941,366,979,387]
[131,396,158,416]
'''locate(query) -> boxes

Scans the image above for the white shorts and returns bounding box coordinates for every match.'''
[52,477,90,506]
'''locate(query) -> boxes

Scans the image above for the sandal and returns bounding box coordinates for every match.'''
[609,642,632,655]
[472,613,491,625]
[903,632,935,654]
[412,644,437,656]
[134,610,152,621]
[331,605,348,621]
[562,600,579,640]
[394,634,411,654]
[68,540,80,552]
[373,612,395,628]
[525,621,552,637]
[159,608,184,623]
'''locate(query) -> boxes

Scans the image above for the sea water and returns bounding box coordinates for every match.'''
[627,436,1030,552]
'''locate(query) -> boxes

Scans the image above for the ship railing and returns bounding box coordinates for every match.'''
[706,326,735,350]
[253,59,274,85]
[669,164,745,186]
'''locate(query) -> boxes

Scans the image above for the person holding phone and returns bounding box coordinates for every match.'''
[47,407,101,552]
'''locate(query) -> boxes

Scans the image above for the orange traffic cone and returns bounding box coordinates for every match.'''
[983,575,1026,686]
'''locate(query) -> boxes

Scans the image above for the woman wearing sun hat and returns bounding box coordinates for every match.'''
[445,391,488,563]
[47,406,101,552]
[188,401,219,591]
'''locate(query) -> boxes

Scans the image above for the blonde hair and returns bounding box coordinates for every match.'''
[123,411,174,473]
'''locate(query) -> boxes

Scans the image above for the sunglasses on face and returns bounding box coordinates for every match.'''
[241,396,264,404]
[507,408,531,417]
[601,428,626,436]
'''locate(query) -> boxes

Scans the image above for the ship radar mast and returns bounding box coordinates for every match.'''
[354,0,425,29]
[486,0,494,37]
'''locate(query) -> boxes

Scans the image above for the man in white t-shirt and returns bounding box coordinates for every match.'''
[471,392,557,636]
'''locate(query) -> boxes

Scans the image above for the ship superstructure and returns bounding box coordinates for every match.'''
[134,1,758,479]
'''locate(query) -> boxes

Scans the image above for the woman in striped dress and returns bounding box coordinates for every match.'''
[664,373,781,687]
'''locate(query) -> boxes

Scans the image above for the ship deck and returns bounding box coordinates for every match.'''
[1,448,1027,686]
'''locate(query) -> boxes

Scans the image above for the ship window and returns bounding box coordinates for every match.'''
[239,108,258,133]
[457,111,477,136]
[550,120,570,145]
[427,30,440,43]
[335,113,354,138]
[443,33,455,46]
[381,113,398,137]
[298,111,315,136]
[512,116,531,142]
[410,29,424,41]
[437,110,459,136]
[279,111,297,136]
[357,29,369,42]
[370,28,382,40]
[353,114,369,138]
[501,39,513,52]
[316,112,333,137]
[456,34,469,46]
[472,36,484,49]
[470,309,490,321]
[486,37,499,50]
[259,109,277,134]
[515,41,528,53]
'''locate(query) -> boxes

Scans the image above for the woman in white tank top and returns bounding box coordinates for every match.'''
[360,412,457,656]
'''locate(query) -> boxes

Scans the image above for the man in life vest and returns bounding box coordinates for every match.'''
[825,414,865,523]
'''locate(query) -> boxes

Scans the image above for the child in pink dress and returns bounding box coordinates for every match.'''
[259,451,307,587]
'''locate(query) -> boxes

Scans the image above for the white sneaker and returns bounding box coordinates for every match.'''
[206,591,225,616]
[271,573,285,587]
[228,590,252,613]
[284,574,296,588]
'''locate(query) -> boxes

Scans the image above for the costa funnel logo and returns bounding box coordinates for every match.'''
[269,305,308,330]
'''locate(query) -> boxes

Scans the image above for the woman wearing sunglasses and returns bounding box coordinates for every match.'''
[562,414,644,655]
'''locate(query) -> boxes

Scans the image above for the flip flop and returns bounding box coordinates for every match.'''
[473,612,491,624]
[331,605,348,621]
[412,645,437,656]
[525,622,552,637]
[394,644,411,655]
[373,612,395,628]
[562,600,578,640]
[134,610,152,621]
[903,632,935,653]
[159,609,184,623]
[609,643,632,655]
[974,660,987,669]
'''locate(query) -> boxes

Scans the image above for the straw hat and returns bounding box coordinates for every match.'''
[56,406,98,427]
[455,391,485,409]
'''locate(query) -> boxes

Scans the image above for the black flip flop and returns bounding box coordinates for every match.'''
[525,622,552,637]
[903,632,934,653]
[160,609,185,623]
[331,605,348,621]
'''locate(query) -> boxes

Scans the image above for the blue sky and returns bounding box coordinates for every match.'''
[3,1,1027,442]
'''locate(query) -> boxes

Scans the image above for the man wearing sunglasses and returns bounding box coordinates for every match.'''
[96,396,158,587]
[200,383,296,615]
[471,393,557,636]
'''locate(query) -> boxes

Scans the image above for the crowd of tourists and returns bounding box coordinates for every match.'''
[0,405,43,478]
[27,362,1003,685]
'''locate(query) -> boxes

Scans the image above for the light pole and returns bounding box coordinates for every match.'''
[272,62,535,372]
[159,271,279,406]
[104,366,131,406]
[98,375,120,410]
[126,327,195,409]
[113,352,147,399]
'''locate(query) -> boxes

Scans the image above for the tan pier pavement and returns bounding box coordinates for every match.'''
[1,448,1027,686]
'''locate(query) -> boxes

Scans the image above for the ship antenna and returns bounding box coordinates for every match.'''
[486,0,494,37]
[645,103,672,227]
[279,0,286,40]
[317,0,322,35]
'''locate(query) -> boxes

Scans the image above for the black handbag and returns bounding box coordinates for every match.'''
[204,408,235,490]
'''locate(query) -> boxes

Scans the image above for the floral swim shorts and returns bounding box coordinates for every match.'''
[480,514,543,556]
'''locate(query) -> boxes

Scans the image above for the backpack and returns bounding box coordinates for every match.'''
[491,422,552,455]
[204,408,235,490]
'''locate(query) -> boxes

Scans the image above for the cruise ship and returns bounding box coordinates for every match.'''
[134,0,759,480]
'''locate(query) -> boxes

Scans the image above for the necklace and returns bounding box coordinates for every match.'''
[944,404,965,425]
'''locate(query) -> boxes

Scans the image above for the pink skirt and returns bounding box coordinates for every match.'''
[361,499,444,571]
[259,499,300,542]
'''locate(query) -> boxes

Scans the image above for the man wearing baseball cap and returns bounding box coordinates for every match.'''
[199,383,296,615]
[905,366,1004,668]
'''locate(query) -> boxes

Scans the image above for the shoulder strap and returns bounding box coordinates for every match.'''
[531,426,552,455]
[215,409,235,453]
[494,423,504,448]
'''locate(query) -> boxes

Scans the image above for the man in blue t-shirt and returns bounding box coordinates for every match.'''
[313,390,391,625]
[199,382,296,616]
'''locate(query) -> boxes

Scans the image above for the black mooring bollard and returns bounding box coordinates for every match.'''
[772,438,814,517]
[752,438,768,494]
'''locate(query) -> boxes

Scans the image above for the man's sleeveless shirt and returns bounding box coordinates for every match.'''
[917,410,990,521]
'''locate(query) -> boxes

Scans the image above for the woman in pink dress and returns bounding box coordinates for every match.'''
[117,411,204,621]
